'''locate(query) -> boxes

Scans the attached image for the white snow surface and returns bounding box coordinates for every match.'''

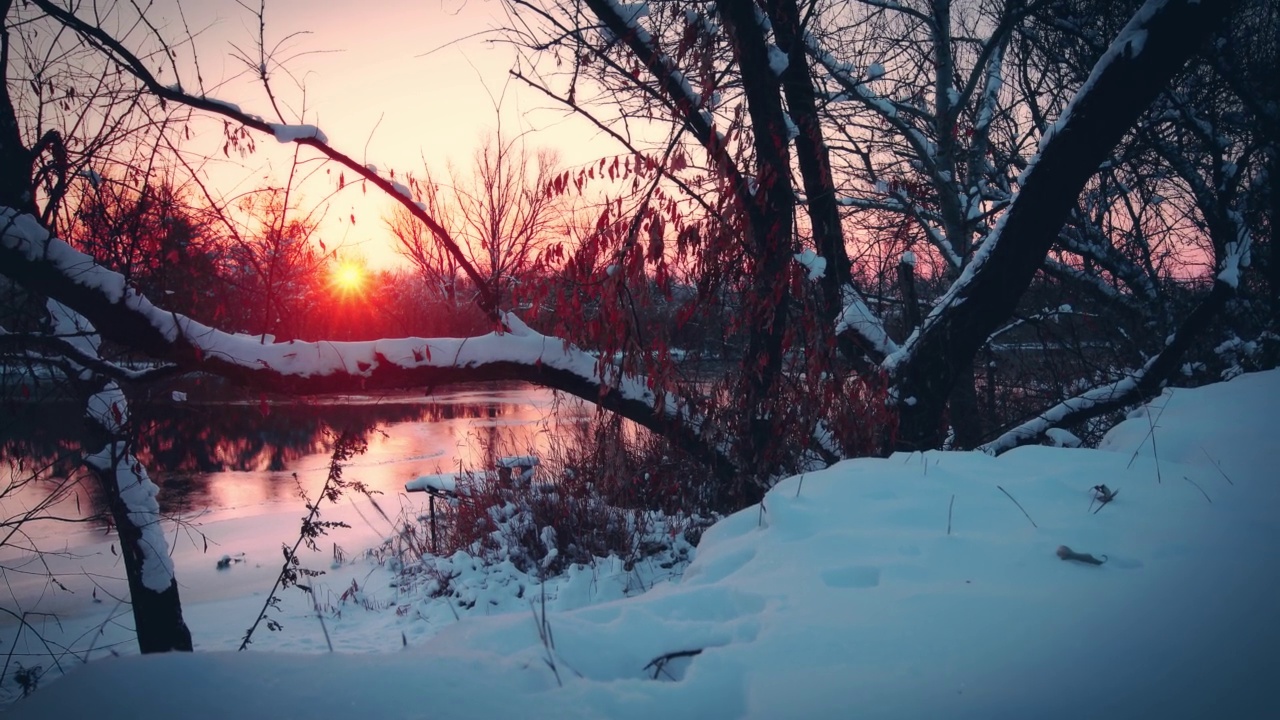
[267,123,328,144]
[11,367,1278,718]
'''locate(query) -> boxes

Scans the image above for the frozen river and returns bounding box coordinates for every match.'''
[0,383,587,618]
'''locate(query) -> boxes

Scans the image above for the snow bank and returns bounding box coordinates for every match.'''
[10,371,1280,719]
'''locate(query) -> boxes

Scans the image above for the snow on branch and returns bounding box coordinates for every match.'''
[580,0,750,201]
[972,42,1005,139]
[84,440,176,592]
[1040,260,1140,310]
[806,35,941,182]
[1057,219,1160,302]
[1217,209,1252,288]
[836,286,899,359]
[981,372,1144,455]
[983,272,1239,455]
[793,249,826,281]
[986,304,1096,345]
[268,123,327,144]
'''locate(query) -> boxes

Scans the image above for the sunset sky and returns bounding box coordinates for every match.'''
[157,0,613,269]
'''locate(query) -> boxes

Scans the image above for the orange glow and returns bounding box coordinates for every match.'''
[332,261,366,296]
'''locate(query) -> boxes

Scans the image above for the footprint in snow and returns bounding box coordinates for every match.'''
[821,565,881,589]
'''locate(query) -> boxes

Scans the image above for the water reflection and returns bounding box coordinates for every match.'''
[0,383,587,536]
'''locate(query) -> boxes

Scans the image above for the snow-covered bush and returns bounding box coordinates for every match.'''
[430,464,710,579]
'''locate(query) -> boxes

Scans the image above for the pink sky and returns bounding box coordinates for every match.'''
[161,0,612,269]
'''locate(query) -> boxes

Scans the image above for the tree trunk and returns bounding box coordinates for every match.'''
[3,5,190,652]
[768,0,853,315]
[0,1,35,216]
[1269,146,1279,326]
[85,453,193,653]
[948,360,983,450]
[721,0,797,485]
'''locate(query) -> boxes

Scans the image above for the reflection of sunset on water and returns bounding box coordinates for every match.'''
[203,391,586,513]
[0,384,588,546]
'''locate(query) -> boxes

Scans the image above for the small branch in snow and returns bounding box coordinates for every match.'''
[1089,484,1118,514]
[996,485,1037,529]
[1200,447,1234,485]
[946,494,955,535]
[644,648,704,680]
[1183,476,1212,504]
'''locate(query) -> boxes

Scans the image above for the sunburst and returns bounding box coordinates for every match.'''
[331,261,365,296]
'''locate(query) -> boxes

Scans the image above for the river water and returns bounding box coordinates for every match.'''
[0,383,589,616]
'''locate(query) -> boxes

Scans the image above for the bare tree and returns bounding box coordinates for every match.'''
[0,0,197,653]
[452,133,565,307]
[0,0,1262,529]
[391,132,565,310]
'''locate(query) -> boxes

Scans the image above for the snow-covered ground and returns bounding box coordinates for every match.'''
[7,371,1279,719]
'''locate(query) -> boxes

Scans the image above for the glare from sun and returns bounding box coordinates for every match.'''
[332,261,365,295]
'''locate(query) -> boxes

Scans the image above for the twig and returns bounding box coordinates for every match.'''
[1127,400,1170,483]
[303,586,334,652]
[946,494,955,535]
[531,581,561,687]
[997,485,1037,528]
[1183,476,1212,504]
[1200,447,1234,485]
[644,648,704,680]
[1089,484,1119,514]
[239,430,366,650]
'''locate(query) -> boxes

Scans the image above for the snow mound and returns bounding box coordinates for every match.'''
[11,371,1280,719]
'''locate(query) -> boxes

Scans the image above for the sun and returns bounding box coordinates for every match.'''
[331,261,366,296]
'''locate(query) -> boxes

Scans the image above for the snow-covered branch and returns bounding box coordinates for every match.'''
[42,296,194,651]
[1040,259,1144,311]
[806,35,942,185]
[576,0,750,203]
[836,287,899,360]
[1057,217,1160,302]
[982,274,1239,455]
[0,207,735,475]
[980,370,1145,456]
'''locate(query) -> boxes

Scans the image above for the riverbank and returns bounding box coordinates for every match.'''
[6,370,1279,718]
